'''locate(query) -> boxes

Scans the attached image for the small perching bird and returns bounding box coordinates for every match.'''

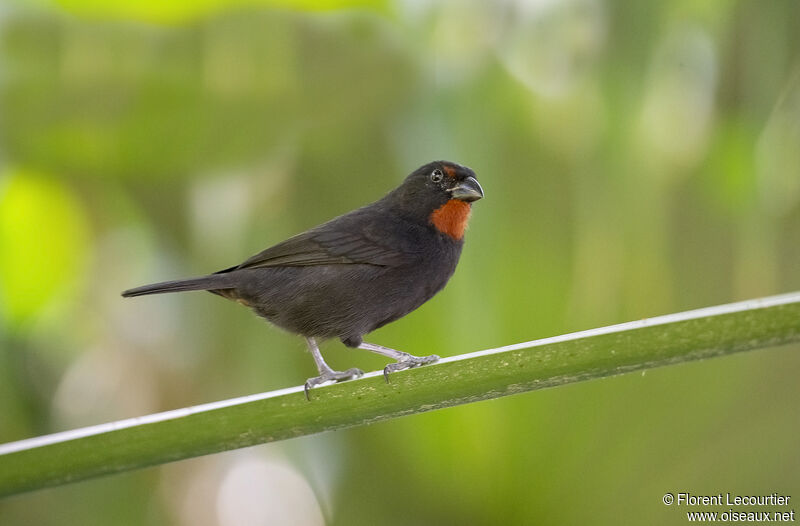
[122,161,483,396]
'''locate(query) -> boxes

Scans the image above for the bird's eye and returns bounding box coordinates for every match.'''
[430,169,444,183]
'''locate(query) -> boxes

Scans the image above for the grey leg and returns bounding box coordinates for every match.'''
[304,337,363,399]
[357,342,439,382]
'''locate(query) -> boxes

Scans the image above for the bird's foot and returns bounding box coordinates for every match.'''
[355,342,440,382]
[383,353,439,382]
[304,367,364,400]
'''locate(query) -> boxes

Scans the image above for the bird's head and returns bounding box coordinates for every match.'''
[388,161,484,241]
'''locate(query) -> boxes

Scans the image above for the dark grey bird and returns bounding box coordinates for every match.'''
[122,161,483,396]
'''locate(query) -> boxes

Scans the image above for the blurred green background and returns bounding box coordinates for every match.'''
[1,0,799,524]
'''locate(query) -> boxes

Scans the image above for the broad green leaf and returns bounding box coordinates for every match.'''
[0,291,797,495]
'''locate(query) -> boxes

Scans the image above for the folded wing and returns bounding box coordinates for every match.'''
[218,212,413,272]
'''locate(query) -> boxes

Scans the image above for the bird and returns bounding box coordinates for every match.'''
[122,161,483,397]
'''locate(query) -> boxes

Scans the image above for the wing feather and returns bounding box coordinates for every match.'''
[225,211,412,271]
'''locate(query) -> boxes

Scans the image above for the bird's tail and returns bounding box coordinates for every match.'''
[121,275,232,298]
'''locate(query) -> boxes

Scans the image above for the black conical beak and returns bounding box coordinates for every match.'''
[450,177,484,202]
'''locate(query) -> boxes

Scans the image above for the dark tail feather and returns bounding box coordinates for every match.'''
[121,275,231,298]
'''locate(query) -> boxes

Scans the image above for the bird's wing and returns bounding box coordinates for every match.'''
[226,214,414,271]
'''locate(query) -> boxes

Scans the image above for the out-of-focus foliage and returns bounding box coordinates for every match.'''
[30,0,389,24]
[0,0,798,525]
[0,169,89,326]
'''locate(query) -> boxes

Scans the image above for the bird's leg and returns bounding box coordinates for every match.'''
[304,337,363,399]
[357,342,439,382]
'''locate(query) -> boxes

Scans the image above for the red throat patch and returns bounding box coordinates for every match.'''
[430,199,472,240]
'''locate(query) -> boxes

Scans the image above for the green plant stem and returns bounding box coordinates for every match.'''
[1,292,799,497]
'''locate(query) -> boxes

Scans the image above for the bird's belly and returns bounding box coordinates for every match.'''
[234,255,458,339]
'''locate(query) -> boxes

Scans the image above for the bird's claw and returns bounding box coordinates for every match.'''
[304,367,364,400]
[383,354,440,382]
